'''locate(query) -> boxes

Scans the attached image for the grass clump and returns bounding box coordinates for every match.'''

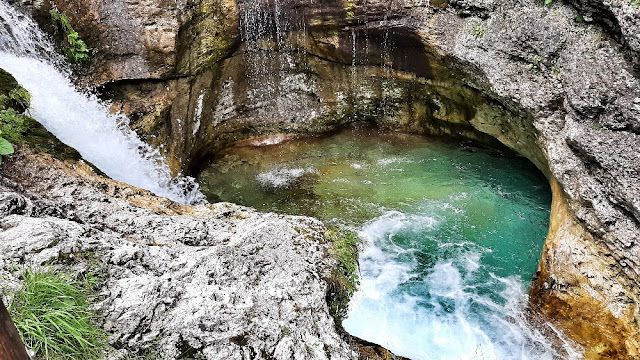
[8,267,107,360]
[50,9,90,64]
[324,226,361,329]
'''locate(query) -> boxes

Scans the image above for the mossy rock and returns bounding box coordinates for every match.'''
[179,0,239,74]
[0,68,29,113]
[324,226,362,330]
[0,68,19,95]
[22,123,83,162]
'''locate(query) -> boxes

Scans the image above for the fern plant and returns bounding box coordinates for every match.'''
[50,9,90,64]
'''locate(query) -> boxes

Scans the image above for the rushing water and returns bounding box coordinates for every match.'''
[0,2,204,204]
[197,129,576,359]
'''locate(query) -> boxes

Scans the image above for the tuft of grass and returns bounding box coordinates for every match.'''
[324,226,361,329]
[8,267,107,360]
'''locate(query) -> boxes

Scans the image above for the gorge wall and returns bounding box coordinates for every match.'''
[4,0,640,358]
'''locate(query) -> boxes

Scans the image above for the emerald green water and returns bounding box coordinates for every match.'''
[197,129,559,359]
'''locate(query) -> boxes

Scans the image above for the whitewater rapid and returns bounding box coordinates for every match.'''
[0,2,204,204]
[343,210,580,360]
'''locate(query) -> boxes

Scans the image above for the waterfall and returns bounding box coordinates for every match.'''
[0,2,205,205]
[0,1,57,61]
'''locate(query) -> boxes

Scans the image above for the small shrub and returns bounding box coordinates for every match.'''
[50,9,90,64]
[0,109,35,143]
[0,86,30,111]
[8,267,107,360]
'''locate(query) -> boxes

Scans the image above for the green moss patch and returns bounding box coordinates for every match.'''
[184,0,238,74]
[324,226,362,330]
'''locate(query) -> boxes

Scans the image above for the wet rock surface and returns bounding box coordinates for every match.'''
[0,151,356,359]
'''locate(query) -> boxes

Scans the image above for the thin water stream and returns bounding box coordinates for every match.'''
[197,129,569,360]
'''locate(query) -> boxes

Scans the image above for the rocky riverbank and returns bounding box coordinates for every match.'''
[0,149,359,359]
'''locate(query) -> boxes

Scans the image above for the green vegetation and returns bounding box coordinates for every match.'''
[324,226,361,329]
[0,68,30,113]
[0,134,13,163]
[344,0,356,18]
[472,24,485,38]
[528,55,543,73]
[7,267,107,360]
[0,68,34,164]
[0,109,34,143]
[50,9,90,64]
[0,86,30,111]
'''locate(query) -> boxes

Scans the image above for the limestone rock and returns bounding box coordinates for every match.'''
[0,152,356,360]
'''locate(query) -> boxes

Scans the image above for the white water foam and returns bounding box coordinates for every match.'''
[377,156,412,166]
[0,1,58,60]
[343,210,580,360]
[0,3,205,204]
[256,167,317,189]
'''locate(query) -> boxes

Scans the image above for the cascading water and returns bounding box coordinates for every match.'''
[0,2,204,204]
[238,0,312,117]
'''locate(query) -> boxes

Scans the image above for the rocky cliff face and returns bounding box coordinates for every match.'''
[5,0,640,358]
